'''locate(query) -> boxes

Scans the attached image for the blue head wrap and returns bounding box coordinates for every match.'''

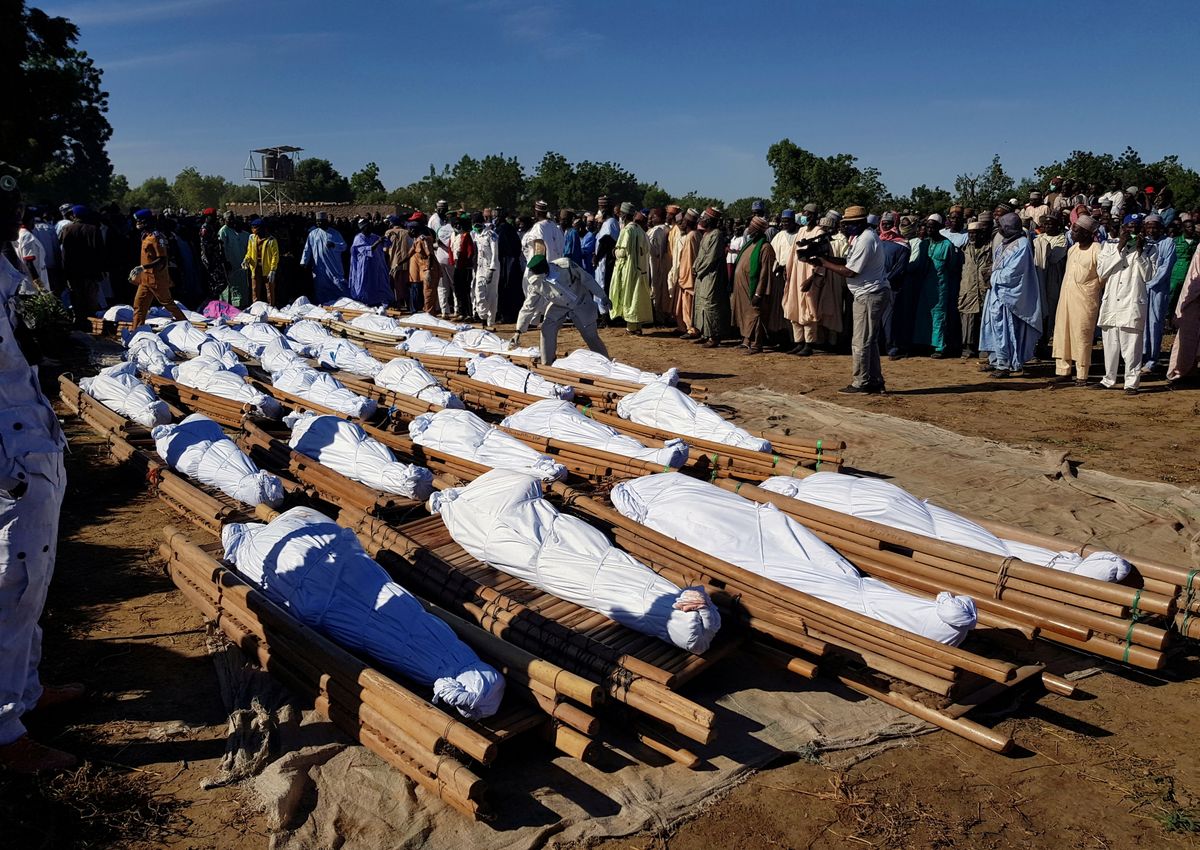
[71,204,88,217]
[1123,213,1143,225]
[133,208,153,221]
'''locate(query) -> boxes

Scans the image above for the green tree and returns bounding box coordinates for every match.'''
[766,140,888,214]
[569,160,639,210]
[899,184,954,216]
[172,166,234,211]
[725,197,759,221]
[673,191,723,213]
[639,183,671,210]
[349,161,386,202]
[954,155,1015,211]
[5,3,114,204]
[292,158,352,202]
[122,176,174,211]
[107,173,129,207]
[456,154,525,210]
[526,152,573,209]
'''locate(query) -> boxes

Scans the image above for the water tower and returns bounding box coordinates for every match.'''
[243,145,303,214]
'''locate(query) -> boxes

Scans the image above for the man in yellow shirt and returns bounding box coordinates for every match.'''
[243,217,280,305]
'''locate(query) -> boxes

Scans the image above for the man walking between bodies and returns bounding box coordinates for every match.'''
[129,208,187,331]
[691,206,730,348]
[243,218,280,306]
[807,206,890,394]
[609,201,653,335]
[300,211,348,304]
[510,254,612,366]
[980,213,1043,378]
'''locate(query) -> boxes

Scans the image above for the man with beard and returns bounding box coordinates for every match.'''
[691,207,730,348]
[197,208,228,301]
[981,213,1043,378]
[1053,215,1104,386]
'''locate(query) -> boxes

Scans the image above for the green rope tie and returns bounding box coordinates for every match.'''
[1122,588,1144,663]
[1180,569,1198,639]
[735,481,744,494]
[709,452,719,482]
[772,454,781,467]
[581,404,591,416]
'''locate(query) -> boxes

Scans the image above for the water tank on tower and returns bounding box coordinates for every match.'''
[262,153,278,180]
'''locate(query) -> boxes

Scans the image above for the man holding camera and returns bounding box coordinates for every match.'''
[806,205,889,393]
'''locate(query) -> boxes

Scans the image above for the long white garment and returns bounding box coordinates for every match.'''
[125,330,177,377]
[452,329,540,359]
[270,364,377,419]
[153,413,284,507]
[431,470,720,653]
[616,382,770,452]
[553,348,679,386]
[175,357,282,418]
[759,473,1132,582]
[1097,241,1155,329]
[324,296,374,311]
[466,354,572,400]
[349,313,409,337]
[400,312,470,331]
[222,506,504,718]
[374,358,463,408]
[311,339,384,378]
[502,399,689,468]
[159,320,214,355]
[408,409,566,481]
[79,361,171,427]
[237,318,287,350]
[1101,326,1143,390]
[472,227,500,326]
[288,413,434,500]
[399,329,472,358]
[609,474,978,646]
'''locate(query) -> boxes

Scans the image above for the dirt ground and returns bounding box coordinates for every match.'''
[4,329,1199,849]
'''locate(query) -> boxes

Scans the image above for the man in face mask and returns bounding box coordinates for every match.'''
[1093,214,1156,394]
[781,203,825,355]
[980,213,1044,377]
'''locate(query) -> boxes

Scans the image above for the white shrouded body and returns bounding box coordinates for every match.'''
[609,473,978,646]
[153,412,283,507]
[374,358,463,408]
[616,382,770,453]
[502,399,688,468]
[408,408,566,481]
[79,361,171,427]
[466,354,572,400]
[176,356,281,418]
[554,348,678,386]
[270,364,377,419]
[431,469,720,653]
[288,413,434,500]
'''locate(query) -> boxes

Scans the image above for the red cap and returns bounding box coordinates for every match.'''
[1145,186,1155,193]
[202,207,216,216]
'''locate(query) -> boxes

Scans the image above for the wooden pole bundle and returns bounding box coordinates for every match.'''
[443,375,558,418]
[492,425,673,481]
[720,480,1171,669]
[142,373,255,428]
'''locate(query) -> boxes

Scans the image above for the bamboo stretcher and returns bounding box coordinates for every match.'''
[141,372,257,429]
[528,364,707,411]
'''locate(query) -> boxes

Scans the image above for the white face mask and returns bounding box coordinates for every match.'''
[799,216,809,226]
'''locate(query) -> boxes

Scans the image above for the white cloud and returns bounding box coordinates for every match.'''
[46,0,235,26]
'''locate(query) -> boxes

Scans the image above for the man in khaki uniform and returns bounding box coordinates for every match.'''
[130,208,186,330]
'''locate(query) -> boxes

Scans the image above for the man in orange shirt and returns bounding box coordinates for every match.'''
[130,209,186,331]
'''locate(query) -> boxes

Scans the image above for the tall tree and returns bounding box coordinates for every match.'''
[766,140,889,214]
[172,167,235,211]
[954,155,1014,211]
[349,161,386,202]
[3,3,114,204]
[292,158,352,202]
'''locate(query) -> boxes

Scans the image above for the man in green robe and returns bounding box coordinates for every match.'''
[608,201,653,335]
[690,206,730,348]
[731,216,775,354]
[906,213,962,357]
[218,211,251,306]
[1170,213,1197,317]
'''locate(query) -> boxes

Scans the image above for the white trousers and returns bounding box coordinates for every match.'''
[473,268,499,328]
[0,451,66,744]
[1100,325,1144,390]
[437,264,455,316]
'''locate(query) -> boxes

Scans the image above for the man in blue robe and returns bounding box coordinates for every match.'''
[981,213,1043,377]
[348,219,392,306]
[300,211,348,303]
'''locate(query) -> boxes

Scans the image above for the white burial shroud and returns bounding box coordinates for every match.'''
[616,382,770,453]
[554,348,679,386]
[158,320,213,355]
[175,356,282,418]
[324,296,375,312]
[205,323,260,357]
[270,364,377,419]
[152,413,284,507]
[79,361,171,427]
[400,311,470,331]
[286,319,335,348]
[408,409,566,481]
[288,413,434,500]
[399,329,471,358]
[451,329,540,359]
[125,331,177,378]
[759,473,1133,582]
[501,399,689,468]
[374,358,463,408]
[431,469,720,653]
[258,337,308,373]
[349,312,408,337]
[466,354,573,400]
[311,339,384,378]
[609,473,978,646]
[222,506,504,719]
[237,318,287,350]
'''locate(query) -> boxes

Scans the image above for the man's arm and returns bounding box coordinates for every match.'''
[513,280,549,333]
[816,255,856,277]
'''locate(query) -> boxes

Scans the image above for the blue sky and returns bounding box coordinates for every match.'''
[43,0,1199,202]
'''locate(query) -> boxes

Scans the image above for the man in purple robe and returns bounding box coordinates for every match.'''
[348,219,392,306]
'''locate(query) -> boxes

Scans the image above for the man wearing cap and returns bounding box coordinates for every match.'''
[512,253,611,364]
[770,211,800,345]
[594,197,620,316]
[349,218,391,307]
[646,208,671,325]
[383,214,413,309]
[59,205,104,328]
[1052,215,1104,386]
[1093,215,1157,393]
[785,206,842,356]
[806,206,889,392]
[907,214,962,358]
[217,212,250,306]
[0,163,85,774]
[470,212,499,328]
[980,213,1043,378]
[198,208,227,299]
[958,219,993,361]
[130,209,187,330]
[1022,192,1048,229]
[1140,214,1177,373]
[300,211,348,304]
[730,216,776,355]
[691,207,730,347]
[941,206,969,249]
[671,209,701,338]
[608,201,653,335]
[1033,213,1069,352]
[55,203,73,237]
[521,200,565,294]
[243,217,280,305]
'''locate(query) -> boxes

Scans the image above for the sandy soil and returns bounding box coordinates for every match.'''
[4,330,1199,849]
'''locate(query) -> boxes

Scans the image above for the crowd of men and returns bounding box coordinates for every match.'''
[11,180,1200,394]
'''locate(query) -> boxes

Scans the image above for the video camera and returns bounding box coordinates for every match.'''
[792,232,832,262]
